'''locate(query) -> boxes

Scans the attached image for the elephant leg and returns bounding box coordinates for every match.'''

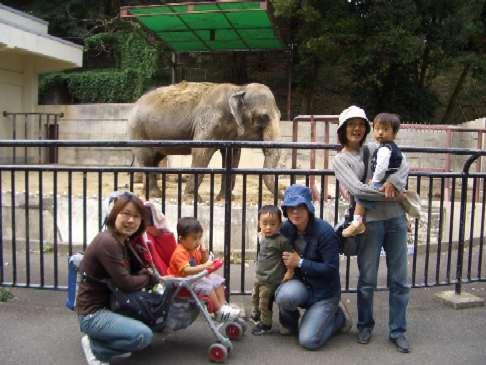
[134,148,163,197]
[132,148,145,184]
[216,147,241,201]
[262,147,282,198]
[184,147,217,201]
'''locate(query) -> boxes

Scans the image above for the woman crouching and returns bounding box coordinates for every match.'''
[76,192,157,365]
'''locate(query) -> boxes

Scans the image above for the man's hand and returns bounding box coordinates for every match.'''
[282,269,294,282]
[282,251,301,269]
[381,181,398,199]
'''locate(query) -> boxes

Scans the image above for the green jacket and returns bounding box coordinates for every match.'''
[255,234,292,285]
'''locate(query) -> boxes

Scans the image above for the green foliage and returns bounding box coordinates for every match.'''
[270,0,486,122]
[67,69,143,103]
[39,25,169,103]
[12,0,486,120]
[0,287,14,302]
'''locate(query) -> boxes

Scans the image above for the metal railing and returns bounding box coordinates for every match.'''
[2,112,63,164]
[0,140,485,296]
[291,115,486,202]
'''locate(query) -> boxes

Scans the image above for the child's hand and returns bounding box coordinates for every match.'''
[204,260,214,269]
[200,245,209,261]
[282,270,294,282]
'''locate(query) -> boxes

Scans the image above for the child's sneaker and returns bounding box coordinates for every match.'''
[342,221,366,237]
[252,323,272,335]
[250,310,260,324]
[215,304,240,322]
[81,335,108,365]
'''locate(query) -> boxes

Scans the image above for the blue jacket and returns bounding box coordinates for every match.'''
[280,217,341,306]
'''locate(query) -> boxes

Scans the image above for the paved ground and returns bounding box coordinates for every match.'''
[0,283,485,365]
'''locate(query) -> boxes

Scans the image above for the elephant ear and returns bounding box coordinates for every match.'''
[229,91,246,136]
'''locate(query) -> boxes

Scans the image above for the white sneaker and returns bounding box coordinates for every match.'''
[81,335,108,365]
[215,304,241,322]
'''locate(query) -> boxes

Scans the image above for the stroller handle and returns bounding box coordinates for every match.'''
[160,259,223,286]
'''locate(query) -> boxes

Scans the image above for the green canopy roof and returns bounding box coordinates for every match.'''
[120,1,283,52]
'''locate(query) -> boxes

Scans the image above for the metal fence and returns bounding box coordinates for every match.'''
[0,140,485,297]
[2,112,63,164]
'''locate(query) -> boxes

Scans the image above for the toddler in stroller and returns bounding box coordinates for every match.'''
[131,202,247,362]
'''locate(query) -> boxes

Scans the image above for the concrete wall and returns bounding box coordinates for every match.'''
[1,191,483,258]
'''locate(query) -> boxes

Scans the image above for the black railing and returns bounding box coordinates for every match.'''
[0,140,485,296]
[2,112,63,164]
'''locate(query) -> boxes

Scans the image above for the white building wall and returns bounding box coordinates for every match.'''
[0,3,82,150]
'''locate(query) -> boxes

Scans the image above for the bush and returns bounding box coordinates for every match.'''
[39,25,169,104]
[0,287,14,302]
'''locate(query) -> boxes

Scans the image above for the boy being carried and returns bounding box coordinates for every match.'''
[343,113,418,237]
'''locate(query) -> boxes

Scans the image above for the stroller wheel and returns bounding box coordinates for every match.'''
[224,322,243,341]
[209,343,228,363]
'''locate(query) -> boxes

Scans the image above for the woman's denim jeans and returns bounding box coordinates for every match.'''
[275,280,344,350]
[79,309,153,362]
[357,215,410,338]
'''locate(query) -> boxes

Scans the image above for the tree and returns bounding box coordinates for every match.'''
[271,0,486,122]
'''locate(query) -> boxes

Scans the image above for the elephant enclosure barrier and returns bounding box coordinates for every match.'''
[0,140,485,297]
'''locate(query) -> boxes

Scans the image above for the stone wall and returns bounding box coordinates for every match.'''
[3,191,483,258]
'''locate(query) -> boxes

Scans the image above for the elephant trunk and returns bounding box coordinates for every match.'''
[262,147,280,194]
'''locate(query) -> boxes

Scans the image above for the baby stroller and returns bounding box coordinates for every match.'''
[66,192,247,362]
[131,200,248,362]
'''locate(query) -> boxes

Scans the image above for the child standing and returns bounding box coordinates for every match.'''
[342,113,408,237]
[168,217,239,321]
[251,205,293,335]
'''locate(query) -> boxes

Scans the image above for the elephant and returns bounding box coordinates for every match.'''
[127,81,281,200]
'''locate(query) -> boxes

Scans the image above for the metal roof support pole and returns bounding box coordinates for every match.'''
[171,52,176,84]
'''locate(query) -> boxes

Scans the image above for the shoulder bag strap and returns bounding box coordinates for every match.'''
[126,239,149,268]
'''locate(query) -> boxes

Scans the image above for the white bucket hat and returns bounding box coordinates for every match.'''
[337,105,370,135]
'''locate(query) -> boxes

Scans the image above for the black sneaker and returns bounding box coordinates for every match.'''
[250,311,260,324]
[252,323,272,336]
[357,327,372,344]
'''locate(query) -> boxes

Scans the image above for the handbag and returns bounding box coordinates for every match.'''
[335,145,369,256]
[109,284,170,331]
[82,241,171,330]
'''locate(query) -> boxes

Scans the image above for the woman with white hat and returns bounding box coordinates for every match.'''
[332,106,411,353]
